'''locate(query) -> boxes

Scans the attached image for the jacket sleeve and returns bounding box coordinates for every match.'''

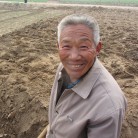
[87,108,125,138]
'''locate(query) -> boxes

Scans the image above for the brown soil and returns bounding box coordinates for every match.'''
[0,3,138,138]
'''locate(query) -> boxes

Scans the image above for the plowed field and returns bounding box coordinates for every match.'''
[0,3,138,138]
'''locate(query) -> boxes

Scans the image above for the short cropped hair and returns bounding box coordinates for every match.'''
[57,14,100,46]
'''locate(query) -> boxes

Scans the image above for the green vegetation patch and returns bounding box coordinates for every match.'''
[0,0,138,5]
[0,0,48,3]
[29,0,48,2]
[60,0,138,5]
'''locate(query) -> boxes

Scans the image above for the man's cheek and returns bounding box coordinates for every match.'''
[88,49,97,56]
[59,51,67,59]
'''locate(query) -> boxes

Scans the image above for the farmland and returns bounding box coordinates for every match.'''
[0,2,138,138]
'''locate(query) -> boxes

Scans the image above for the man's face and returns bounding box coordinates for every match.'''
[58,24,97,82]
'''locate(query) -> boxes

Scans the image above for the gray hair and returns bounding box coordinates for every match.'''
[57,14,100,46]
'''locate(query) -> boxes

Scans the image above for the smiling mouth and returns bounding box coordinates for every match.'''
[71,64,84,69]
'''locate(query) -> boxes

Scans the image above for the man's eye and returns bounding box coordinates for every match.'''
[80,46,88,49]
[62,45,70,49]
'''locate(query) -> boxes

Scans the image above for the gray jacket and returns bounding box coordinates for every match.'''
[46,58,127,138]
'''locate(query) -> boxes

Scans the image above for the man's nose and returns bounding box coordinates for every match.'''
[69,48,80,59]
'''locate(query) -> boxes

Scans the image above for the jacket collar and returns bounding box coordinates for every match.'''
[72,58,102,99]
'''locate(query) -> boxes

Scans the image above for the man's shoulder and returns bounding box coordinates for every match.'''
[88,59,127,112]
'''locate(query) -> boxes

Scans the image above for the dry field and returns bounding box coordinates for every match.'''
[0,3,138,138]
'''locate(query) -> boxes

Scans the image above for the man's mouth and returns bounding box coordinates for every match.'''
[71,64,84,69]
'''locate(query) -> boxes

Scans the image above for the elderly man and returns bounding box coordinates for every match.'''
[46,14,127,138]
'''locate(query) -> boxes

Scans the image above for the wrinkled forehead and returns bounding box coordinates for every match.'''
[60,24,93,41]
[61,24,92,33]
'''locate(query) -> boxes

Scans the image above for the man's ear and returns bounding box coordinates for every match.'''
[96,41,102,54]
